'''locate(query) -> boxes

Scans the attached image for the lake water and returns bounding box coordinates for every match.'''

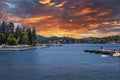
[0,44,120,80]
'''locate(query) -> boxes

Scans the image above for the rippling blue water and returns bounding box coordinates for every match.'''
[0,44,120,80]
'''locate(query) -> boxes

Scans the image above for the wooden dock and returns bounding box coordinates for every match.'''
[84,49,116,55]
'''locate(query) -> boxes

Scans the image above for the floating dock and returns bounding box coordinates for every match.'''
[84,49,117,55]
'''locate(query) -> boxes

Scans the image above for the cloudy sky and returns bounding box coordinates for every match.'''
[0,0,120,38]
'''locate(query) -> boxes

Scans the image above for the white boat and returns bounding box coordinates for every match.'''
[113,51,120,57]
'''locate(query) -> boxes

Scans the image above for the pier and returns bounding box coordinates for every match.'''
[84,49,120,57]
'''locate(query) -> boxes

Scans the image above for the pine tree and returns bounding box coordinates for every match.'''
[7,22,14,33]
[32,27,36,45]
[27,28,32,45]
[1,21,7,33]
[0,33,6,44]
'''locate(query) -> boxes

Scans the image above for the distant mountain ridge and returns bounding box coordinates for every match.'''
[36,35,47,40]
[36,35,120,44]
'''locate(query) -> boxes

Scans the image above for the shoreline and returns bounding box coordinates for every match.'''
[0,45,46,51]
[0,47,37,51]
[0,44,61,51]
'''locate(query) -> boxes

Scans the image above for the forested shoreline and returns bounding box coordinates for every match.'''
[37,35,120,44]
[0,21,36,46]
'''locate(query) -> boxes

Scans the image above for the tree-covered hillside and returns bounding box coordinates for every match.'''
[37,35,120,44]
[87,35,120,43]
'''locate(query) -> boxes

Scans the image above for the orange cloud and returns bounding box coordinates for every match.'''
[55,1,66,8]
[48,2,55,6]
[39,0,51,5]
[102,21,120,26]
[88,24,100,29]
[7,16,22,22]
[39,0,56,6]
[22,16,52,24]
[74,8,96,16]
[85,16,97,21]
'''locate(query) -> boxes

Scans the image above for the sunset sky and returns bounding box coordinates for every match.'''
[0,0,120,38]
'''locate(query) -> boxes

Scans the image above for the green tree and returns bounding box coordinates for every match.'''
[7,22,14,33]
[32,27,36,45]
[27,28,32,45]
[0,33,6,44]
[6,34,17,45]
[1,21,7,33]
[15,26,20,38]
[22,35,28,44]
[21,32,28,44]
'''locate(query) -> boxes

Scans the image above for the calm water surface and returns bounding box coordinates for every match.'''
[0,44,120,80]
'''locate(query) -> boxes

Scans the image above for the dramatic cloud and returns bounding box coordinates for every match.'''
[0,0,120,38]
[39,0,51,5]
[55,1,66,8]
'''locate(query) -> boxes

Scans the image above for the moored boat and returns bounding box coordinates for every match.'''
[113,51,120,57]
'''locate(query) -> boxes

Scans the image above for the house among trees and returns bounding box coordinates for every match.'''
[0,21,36,46]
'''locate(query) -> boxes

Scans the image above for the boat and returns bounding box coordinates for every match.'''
[113,51,120,57]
